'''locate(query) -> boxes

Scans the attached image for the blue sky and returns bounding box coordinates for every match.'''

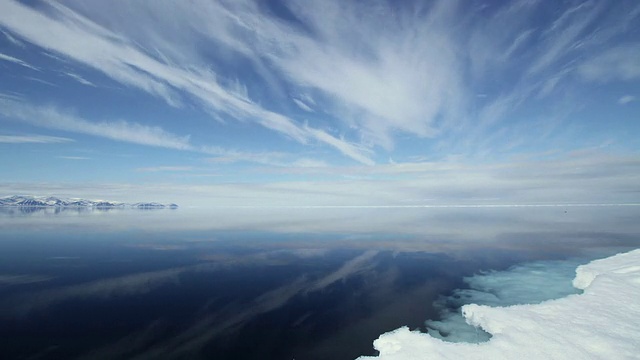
[0,0,639,206]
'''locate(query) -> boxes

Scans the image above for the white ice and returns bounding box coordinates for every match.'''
[426,257,585,343]
[359,249,640,360]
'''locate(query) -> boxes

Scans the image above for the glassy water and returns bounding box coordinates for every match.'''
[1,206,638,359]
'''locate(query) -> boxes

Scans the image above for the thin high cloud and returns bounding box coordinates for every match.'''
[0,52,38,70]
[0,134,73,144]
[136,166,194,173]
[1,150,637,209]
[618,95,636,105]
[0,98,193,151]
[0,0,373,165]
[62,72,96,87]
[0,0,638,164]
[0,97,328,168]
[56,156,90,160]
[118,0,636,153]
[578,45,640,82]
[0,28,24,47]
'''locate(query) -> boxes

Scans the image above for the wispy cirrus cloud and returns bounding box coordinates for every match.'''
[0,28,24,47]
[292,98,314,112]
[0,98,193,150]
[0,0,373,165]
[0,0,638,164]
[202,146,328,168]
[0,97,329,168]
[62,72,96,87]
[264,1,464,147]
[618,95,636,105]
[0,134,73,144]
[2,149,636,208]
[0,52,38,70]
[462,0,640,143]
[136,166,194,173]
[578,44,640,82]
[56,156,90,160]
[185,0,638,155]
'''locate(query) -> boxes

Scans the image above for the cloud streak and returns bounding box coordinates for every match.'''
[0,134,74,144]
[63,72,96,87]
[578,44,640,82]
[0,1,373,164]
[618,95,636,105]
[0,97,331,168]
[0,0,638,164]
[56,156,90,160]
[0,98,194,150]
[136,166,194,173]
[0,52,38,70]
[1,149,637,211]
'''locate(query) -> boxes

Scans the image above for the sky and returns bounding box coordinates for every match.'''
[0,0,639,206]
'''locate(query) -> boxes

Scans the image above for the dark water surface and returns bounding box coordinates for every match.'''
[1,206,638,359]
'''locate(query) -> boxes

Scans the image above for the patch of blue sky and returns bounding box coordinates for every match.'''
[0,0,638,203]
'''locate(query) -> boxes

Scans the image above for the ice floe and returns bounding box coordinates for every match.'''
[360,249,640,359]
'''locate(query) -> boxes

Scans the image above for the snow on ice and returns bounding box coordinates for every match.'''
[360,249,640,360]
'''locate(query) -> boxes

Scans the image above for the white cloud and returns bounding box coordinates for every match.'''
[0,0,373,164]
[297,93,316,107]
[25,76,57,87]
[63,72,96,86]
[527,1,602,75]
[0,97,333,168]
[466,0,639,145]
[0,134,73,143]
[0,92,24,102]
[618,95,636,105]
[1,0,638,163]
[200,145,333,168]
[136,166,194,172]
[290,158,328,168]
[0,52,38,70]
[292,98,314,112]
[0,98,193,150]
[260,0,464,147]
[305,126,375,166]
[578,44,640,82]
[0,28,25,47]
[1,150,637,211]
[56,156,89,160]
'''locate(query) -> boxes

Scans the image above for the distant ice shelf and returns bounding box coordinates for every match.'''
[359,249,640,360]
[0,195,178,209]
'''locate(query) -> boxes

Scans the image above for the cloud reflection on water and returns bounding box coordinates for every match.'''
[1,206,639,359]
[2,205,639,237]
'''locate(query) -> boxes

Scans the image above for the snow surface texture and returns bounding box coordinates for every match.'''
[360,249,640,360]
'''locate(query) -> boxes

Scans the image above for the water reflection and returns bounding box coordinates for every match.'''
[0,205,175,216]
[0,206,98,215]
[0,207,638,359]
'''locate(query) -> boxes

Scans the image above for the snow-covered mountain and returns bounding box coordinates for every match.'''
[0,195,178,209]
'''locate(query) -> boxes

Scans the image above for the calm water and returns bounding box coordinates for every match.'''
[1,206,639,359]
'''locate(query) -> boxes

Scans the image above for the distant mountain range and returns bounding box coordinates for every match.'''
[0,195,178,209]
